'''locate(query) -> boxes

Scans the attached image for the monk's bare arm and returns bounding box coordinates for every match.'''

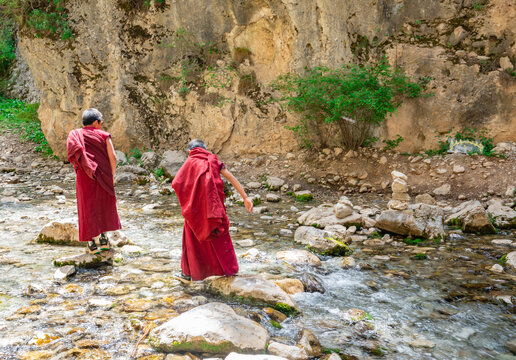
[220,168,253,213]
[106,138,117,181]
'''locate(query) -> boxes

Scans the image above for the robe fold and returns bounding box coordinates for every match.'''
[172,148,238,281]
[67,127,121,242]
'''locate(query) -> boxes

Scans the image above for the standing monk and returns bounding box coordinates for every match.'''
[66,108,121,254]
[172,139,253,281]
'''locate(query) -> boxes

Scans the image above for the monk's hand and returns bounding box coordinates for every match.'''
[244,197,253,213]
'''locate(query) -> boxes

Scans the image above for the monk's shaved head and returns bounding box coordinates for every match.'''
[187,139,207,151]
[82,108,103,126]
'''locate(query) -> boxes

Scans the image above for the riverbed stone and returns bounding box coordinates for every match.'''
[334,203,353,219]
[115,150,127,164]
[53,265,76,280]
[506,251,516,270]
[409,339,436,348]
[266,177,285,190]
[276,250,321,266]
[159,150,187,179]
[53,249,116,268]
[266,194,281,202]
[414,193,437,205]
[35,220,81,246]
[108,230,131,247]
[446,201,496,234]
[376,203,445,239]
[273,279,304,295]
[487,199,516,228]
[207,275,297,311]
[506,339,516,354]
[297,205,362,229]
[225,354,287,360]
[141,151,160,169]
[267,342,308,360]
[297,329,321,357]
[433,183,451,196]
[294,226,351,256]
[148,302,269,354]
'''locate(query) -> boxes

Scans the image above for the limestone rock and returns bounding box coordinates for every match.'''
[334,203,353,219]
[207,275,297,310]
[53,265,76,280]
[267,342,308,360]
[433,184,451,196]
[53,249,116,268]
[108,230,131,247]
[453,165,465,173]
[115,150,127,164]
[118,164,147,175]
[376,204,445,239]
[506,338,516,354]
[115,172,137,184]
[446,201,496,234]
[266,194,281,203]
[35,220,81,246]
[266,177,285,191]
[388,200,408,210]
[296,329,322,357]
[448,26,468,46]
[487,199,516,228]
[297,205,362,229]
[298,273,325,293]
[148,303,268,354]
[159,151,187,179]
[225,354,288,360]
[141,151,160,169]
[391,178,408,193]
[507,251,516,270]
[500,56,514,71]
[391,171,407,181]
[415,194,436,205]
[246,182,262,189]
[274,279,304,295]
[392,192,411,201]
[294,226,351,255]
[276,250,322,266]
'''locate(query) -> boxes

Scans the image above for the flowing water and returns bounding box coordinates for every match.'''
[0,169,515,360]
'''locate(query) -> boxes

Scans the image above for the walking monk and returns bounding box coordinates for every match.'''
[66,108,121,254]
[172,139,253,281]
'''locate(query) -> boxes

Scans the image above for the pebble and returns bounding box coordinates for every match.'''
[490,264,504,273]
[236,239,254,247]
[279,229,293,237]
[409,339,436,348]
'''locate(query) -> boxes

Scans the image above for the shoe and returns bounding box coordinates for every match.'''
[98,233,110,251]
[86,240,101,255]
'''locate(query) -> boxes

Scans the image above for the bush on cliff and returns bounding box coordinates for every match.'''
[0,19,15,78]
[272,57,428,149]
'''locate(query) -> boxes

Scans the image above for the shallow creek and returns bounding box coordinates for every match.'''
[0,175,515,360]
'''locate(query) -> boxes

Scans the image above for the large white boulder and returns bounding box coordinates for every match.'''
[149,303,269,354]
[276,249,322,266]
[487,199,516,229]
[35,220,81,246]
[506,251,516,270]
[159,150,187,178]
[294,226,351,255]
[297,205,362,228]
[446,201,496,234]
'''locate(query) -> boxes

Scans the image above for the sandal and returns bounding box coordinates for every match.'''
[86,240,101,255]
[99,233,110,251]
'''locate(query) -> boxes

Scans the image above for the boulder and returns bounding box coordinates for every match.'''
[117,164,148,175]
[297,205,362,228]
[115,172,137,184]
[273,279,304,295]
[207,275,297,311]
[108,230,131,247]
[414,194,436,205]
[149,303,268,354]
[298,273,325,293]
[141,151,160,169]
[266,194,281,203]
[115,150,127,164]
[334,203,353,219]
[507,251,516,270]
[53,249,116,268]
[159,150,187,178]
[296,329,322,357]
[266,177,285,191]
[226,354,288,360]
[446,201,496,234]
[433,183,451,196]
[53,265,76,280]
[294,226,351,255]
[276,250,322,266]
[487,199,516,228]
[376,203,445,239]
[267,342,308,360]
[35,220,81,246]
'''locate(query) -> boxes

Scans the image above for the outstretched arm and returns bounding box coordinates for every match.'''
[106,138,117,181]
[221,168,253,213]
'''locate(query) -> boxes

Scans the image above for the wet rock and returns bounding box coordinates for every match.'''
[141,152,160,169]
[376,203,445,239]
[53,249,116,268]
[297,329,322,357]
[507,251,516,270]
[149,302,269,354]
[268,341,308,360]
[54,265,76,280]
[487,199,516,228]
[120,245,146,256]
[342,308,368,322]
[279,229,293,237]
[506,339,516,354]
[341,256,356,268]
[294,190,313,201]
[35,220,81,246]
[266,177,285,191]
[226,354,287,360]
[298,273,325,294]
[88,298,114,308]
[276,249,321,266]
[18,350,54,360]
[409,339,436,348]
[492,239,514,246]
[207,275,297,310]
[320,355,341,360]
[490,264,504,273]
[108,230,131,247]
[264,307,287,323]
[446,201,496,234]
[294,226,351,255]
[298,205,362,230]
[159,150,187,179]
[274,279,304,295]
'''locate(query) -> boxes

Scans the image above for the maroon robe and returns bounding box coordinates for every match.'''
[67,126,121,242]
[172,148,238,281]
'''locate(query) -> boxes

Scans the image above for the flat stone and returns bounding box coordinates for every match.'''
[236,239,254,247]
[409,339,436,348]
[35,220,81,246]
[266,177,285,191]
[53,249,116,268]
[226,354,288,360]
[279,229,293,237]
[276,249,321,266]
[266,194,281,202]
[268,342,308,360]
[247,182,262,189]
[273,279,304,295]
[391,170,407,181]
[53,265,76,280]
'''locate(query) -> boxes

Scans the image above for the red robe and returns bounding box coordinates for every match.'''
[172,148,238,281]
[67,126,121,242]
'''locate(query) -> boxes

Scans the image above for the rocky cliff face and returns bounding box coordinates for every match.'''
[16,0,516,158]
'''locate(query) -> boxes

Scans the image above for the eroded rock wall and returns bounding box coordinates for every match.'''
[17,0,516,158]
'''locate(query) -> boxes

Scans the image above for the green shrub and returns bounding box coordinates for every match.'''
[383,134,404,150]
[129,148,143,160]
[0,96,53,156]
[0,19,15,78]
[426,127,495,157]
[153,167,164,179]
[272,56,426,149]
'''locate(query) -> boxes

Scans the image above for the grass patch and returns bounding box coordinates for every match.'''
[0,96,53,156]
[270,320,282,329]
[413,253,427,260]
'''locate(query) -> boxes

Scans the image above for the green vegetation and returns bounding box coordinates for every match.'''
[368,231,382,239]
[272,56,427,149]
[0,96,53,156]
[403,237,424,245]
[383,134,404,150]
[472,2,484,10]
[129,148,143,160]
[270,320,282,329]
[413,253,427,260]
[294,193,313,202]
[499,254,507,264]
[0,18,15,78]
[272,302,299,316]
[425,127,495,157]
[362,136,379,147]
[153,167,164,179]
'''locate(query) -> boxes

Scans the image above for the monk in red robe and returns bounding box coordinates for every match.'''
[172,139,253,281]
[66,108,121,254]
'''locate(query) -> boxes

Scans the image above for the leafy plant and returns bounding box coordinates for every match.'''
[0,96,53,156]
[129,148,143,160]
[153,167,164,179]
[383,134,404,150]
[426,127,495,157]
[413,253,427,260]
[404,238,424,245]
[472,2,483,10]
[362,136,379,147]
[272,56,426,150]
[0,19,15,78]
